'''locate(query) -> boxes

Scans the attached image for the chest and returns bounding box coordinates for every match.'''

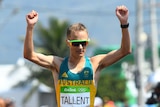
[59,57,93,80]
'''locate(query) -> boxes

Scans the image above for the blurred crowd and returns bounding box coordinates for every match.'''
[146,82,160,106]
[0,97,14,107]
[94,96,116,107]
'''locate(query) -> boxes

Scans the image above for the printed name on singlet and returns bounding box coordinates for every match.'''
[59,80,92,85]
[60,86,91,106]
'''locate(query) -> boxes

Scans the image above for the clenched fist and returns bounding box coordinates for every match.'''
[115,5,129,25]
[26,10,38,27]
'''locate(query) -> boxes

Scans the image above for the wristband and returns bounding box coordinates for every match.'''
[121,23,129,28]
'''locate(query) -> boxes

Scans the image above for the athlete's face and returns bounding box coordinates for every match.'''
[67,31,89,57]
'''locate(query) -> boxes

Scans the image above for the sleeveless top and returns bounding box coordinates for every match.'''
[56,57,96,107]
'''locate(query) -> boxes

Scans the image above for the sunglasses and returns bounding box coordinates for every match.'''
[67,39,89,47]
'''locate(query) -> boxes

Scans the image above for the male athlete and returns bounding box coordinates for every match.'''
[24,5,131,107]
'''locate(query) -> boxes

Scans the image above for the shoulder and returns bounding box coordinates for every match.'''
[90,54,106,63]
[53,56,64,65]
[90,54,109,71]
[50,56,64,71]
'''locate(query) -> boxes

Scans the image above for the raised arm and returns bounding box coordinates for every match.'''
[116,5,131,56]
[23,10,58,70]
[91,5,131,71]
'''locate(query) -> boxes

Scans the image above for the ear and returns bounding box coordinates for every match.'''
[66,39,70,47]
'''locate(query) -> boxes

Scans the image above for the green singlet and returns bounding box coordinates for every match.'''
[56,56,96,107]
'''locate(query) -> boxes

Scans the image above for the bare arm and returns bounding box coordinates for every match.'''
[23,10,61,70]
[91,5,131,72]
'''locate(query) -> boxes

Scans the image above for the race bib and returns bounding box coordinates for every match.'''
[60,86,90,107]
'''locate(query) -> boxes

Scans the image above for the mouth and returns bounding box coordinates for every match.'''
[76,50,84,54]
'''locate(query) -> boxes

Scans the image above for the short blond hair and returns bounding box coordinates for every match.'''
[66,23,88,38]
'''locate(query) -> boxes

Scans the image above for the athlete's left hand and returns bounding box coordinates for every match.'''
[116,5,129,25]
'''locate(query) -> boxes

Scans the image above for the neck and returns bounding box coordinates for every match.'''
[69,55,85,64]
[68,55,85,72]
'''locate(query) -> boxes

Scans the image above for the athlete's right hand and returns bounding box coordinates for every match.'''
[26,10,38,27]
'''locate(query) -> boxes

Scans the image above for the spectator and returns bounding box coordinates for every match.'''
[0,97,6,107]
[94,97,103,107]
[4,99,15,107]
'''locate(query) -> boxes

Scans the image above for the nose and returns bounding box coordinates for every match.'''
[78,44,83,48]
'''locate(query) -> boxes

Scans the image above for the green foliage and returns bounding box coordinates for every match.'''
[35,17,70,57]
[97,73,127,102]
[30,69,54,88]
